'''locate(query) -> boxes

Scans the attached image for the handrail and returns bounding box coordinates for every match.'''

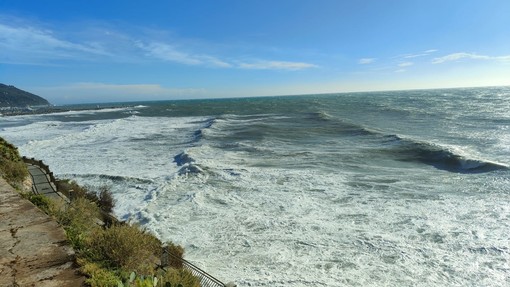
[161,248,233,287]
[22,156,57,183]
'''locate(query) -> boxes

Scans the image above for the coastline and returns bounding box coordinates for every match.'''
[0,141,233,286]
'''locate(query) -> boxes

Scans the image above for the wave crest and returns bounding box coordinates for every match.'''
[173,151,207,176]
[382,135,508,173]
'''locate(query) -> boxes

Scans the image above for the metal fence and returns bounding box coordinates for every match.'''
[161,249,232,287]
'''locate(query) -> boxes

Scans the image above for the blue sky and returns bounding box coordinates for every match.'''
[1,0,509,104]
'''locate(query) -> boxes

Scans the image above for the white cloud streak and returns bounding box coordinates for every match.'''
[401,49,438,59]
[0,19,316,71]
[0,23,109,63]
[359,58,376,64]
[238,60,318,70]
[398,62,414,67]
[136,42,232,67]
[137,42,317,70]
[432,52,510,64]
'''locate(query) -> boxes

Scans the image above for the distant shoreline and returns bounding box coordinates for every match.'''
[0,105,127,117]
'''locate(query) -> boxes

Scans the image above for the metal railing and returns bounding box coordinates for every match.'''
[161,249,232,287]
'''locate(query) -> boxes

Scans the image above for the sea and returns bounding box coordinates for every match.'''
[1,87,509,286]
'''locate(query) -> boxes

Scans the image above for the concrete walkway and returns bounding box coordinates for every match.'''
[0,177,85,286]
[27,164,68,203]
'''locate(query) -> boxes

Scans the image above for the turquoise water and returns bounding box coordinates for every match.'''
[2,87,510,286]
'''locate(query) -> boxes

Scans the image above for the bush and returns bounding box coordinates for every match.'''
[90,224,162,274]
[159,268,201,287]
[79,260,120,287]
[57,180,115,213]
[120,269,201,287]
[56,179,94,201]
[57,197,102,251]
[98,185,115,213]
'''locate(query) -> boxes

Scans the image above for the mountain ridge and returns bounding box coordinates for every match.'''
[0,84,50,108]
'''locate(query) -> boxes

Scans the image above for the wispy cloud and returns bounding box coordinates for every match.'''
[432,52,510,64]
[0,18,316,71]
[0,23,109,64]
[359,58,376,64]
[238,60,318,70]
[137,42,317,70]
[398,62,414,67]
[399,49,437,59]
[136,42,232,67]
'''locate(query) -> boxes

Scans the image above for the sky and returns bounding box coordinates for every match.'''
[1,0,509,104]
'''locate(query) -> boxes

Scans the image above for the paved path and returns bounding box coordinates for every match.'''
[27,164,68,203]
[0,176,84,286]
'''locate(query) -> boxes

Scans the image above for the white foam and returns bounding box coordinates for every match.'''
[2,112,510,286]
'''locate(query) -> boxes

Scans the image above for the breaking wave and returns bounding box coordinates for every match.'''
[173,151,207,176]
[381,135,508,173]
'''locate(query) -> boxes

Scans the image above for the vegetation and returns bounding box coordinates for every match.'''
[26,181,199,287]
[0,136,29,188]
[56,180,115,213]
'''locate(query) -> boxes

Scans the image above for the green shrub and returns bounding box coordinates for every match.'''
[119,269,200,287]
[57,180,115,213]
[56,179,94,201]
[90,224,162,274]
[57,197,102,251]
[98,185,115,213]
[159,268,200,287]
[79,259,121,287]
[118,271,159,287]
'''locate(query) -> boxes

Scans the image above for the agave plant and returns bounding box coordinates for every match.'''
[118,272,159,287]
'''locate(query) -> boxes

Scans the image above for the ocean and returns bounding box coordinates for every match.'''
[1,87,509,286]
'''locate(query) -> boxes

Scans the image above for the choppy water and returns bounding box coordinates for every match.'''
[2,87,510,286]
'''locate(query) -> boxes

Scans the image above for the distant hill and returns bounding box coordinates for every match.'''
[0,84,50,108]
